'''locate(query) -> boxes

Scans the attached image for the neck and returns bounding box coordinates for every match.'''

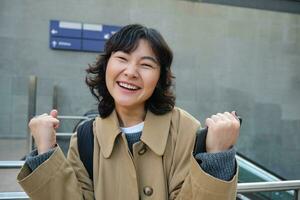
[115,105,146,127]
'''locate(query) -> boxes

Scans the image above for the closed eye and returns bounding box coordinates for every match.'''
[117,56,127,61]
[141,63,154,68]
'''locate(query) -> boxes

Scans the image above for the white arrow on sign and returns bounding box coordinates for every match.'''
[104,33,110,39]
[51,29,58,35]
[52,40,57,48]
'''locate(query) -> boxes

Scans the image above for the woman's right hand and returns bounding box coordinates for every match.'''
[28,109,60,154]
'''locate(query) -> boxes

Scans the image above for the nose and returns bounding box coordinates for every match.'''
[124,63,138,79]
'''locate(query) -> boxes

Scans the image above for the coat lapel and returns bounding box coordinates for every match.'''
[94,109,173,158]
[141,110,172,156]
[94,110,121,158]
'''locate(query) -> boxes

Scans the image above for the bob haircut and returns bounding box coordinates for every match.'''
[86,24,175,118]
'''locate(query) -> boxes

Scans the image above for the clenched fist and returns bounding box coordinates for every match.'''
[205,111,240,153]
[28,109,60,154]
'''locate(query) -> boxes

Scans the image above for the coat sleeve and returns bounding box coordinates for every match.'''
[168,109,238,200]
[17,133,94,200]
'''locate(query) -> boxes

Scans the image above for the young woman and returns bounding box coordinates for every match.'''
[18,24,240,199]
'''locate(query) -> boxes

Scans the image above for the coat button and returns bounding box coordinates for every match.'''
[138,145,147,155]
[143,186,153,196]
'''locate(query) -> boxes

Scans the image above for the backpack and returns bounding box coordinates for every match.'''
[77,119,95,179]
[77,116,241,181]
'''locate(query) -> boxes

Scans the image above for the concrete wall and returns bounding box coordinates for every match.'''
[0,0,299,179]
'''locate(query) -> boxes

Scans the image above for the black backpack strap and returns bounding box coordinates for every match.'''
[77,119,95,180]
[193,127,208,156]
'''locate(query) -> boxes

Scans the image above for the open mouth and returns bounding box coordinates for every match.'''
[117,81,141,91]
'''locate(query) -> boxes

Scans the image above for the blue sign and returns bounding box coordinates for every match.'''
[50,37,81,51]
[82,24,103,40]
[50,20,82,38]
[82,39,105,52]
[82,24,122,40]
[104,25,122,35]
[103,25,120,38]
[49,20,122,53]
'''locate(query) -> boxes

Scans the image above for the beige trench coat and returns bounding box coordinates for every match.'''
[17,107,238,199]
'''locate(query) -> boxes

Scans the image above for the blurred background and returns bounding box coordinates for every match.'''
[0,0,300,198]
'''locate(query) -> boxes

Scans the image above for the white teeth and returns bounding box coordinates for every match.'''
[119,82,139,90]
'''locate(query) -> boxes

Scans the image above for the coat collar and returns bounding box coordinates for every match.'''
[94,109,172,158]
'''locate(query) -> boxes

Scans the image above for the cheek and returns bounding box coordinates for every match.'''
[105,70,115,98]
[105,68,115,93]
[147,74,160,92]
[105,61,116,83]
[106,59,124,78]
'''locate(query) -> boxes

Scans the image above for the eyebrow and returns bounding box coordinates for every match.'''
[141,56,159,65]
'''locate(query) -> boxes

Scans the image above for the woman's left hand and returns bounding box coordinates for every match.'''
[205,111,240,153]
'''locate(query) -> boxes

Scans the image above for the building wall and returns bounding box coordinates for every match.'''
[0,0,299,179]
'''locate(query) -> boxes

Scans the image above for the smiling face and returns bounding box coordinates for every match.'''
[105,39,160,113]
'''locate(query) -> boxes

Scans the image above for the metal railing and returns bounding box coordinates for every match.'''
[0,192,28,200]
[55,132,74,137]
[27,76,37,153]
[238,180,300,200]
[57,116,89,120]
[0,180,299,199]
[238,180,300,193]
[55,116,90,137]
[42,115,93,138]
[0,161,24,169]
[26,76,91,152]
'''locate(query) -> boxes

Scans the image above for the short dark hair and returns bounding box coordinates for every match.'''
[86,24,175,118]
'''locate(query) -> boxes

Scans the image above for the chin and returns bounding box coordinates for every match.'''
[115,99,145,110]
